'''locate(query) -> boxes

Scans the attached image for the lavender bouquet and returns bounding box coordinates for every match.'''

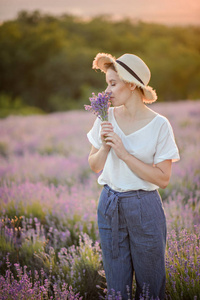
[84,92,111,121]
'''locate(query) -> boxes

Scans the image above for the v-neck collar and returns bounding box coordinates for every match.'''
[111,107,159,137]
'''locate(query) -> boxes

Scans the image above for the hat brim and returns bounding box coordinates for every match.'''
[92,53,116,72]
[92,53,157,103]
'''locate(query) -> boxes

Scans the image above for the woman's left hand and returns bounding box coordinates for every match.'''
[105,132,129,161]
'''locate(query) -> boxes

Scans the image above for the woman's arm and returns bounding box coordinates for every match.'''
[88,145,110,173]
[123,155,172,189]
[105,132,172,189]
[88,121,113,173]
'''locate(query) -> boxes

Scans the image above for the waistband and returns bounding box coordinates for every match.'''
[104,184,154,199]
[103,184,157,259]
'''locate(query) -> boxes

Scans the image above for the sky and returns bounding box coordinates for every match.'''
[0,0,200,25]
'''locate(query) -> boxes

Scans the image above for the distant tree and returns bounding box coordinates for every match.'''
[0,11,199,112]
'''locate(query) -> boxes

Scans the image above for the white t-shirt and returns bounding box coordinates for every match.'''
[87,107,180,192]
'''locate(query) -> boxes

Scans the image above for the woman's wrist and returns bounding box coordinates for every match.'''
[121,151,132,163]
[101,143,111,153]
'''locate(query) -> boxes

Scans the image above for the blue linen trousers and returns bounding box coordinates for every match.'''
[97,185,167,300]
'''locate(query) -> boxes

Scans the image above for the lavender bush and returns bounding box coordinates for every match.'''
[0,100,200,299]
[165,227,200,299]
[0,254,82,300]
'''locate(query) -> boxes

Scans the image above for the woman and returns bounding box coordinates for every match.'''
[87,53,180,299]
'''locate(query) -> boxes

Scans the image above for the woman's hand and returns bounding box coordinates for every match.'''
[88,121,114,173]
[100,121,114,150]
[105,132,129,161]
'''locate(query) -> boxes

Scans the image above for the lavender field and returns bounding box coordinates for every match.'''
[0,100,200,300]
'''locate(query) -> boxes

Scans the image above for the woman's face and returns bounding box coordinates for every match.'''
[105,68,132,107]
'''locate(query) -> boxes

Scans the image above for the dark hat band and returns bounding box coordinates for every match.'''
[116,60,144,85]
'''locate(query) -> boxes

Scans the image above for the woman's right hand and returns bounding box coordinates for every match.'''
[100,121,114,150]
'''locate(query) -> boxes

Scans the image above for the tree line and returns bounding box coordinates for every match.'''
[0,10,200,113]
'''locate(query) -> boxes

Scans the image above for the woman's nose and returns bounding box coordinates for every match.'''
[105,86,111,94]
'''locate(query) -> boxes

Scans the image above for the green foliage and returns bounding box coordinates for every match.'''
[0,223,46,278]
[0,141,9,157]
[0,11,199,114]
[1,200,50,224]
[0,93,44,118]
[0,235,15,253]
[38,233,104,299]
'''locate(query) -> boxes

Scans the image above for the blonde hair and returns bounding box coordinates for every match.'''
[104,62,116,72]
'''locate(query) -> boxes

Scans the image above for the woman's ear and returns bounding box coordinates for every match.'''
[129,83,136,92]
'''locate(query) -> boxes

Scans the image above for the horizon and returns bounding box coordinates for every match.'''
[0,0,200,26]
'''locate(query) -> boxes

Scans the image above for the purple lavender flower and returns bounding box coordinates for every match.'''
[84,91,111,121]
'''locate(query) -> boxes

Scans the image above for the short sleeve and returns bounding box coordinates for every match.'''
[154,119,180,164]
[87,117,102,149]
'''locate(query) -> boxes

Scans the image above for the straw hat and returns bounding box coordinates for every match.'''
[92,53,157,103]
